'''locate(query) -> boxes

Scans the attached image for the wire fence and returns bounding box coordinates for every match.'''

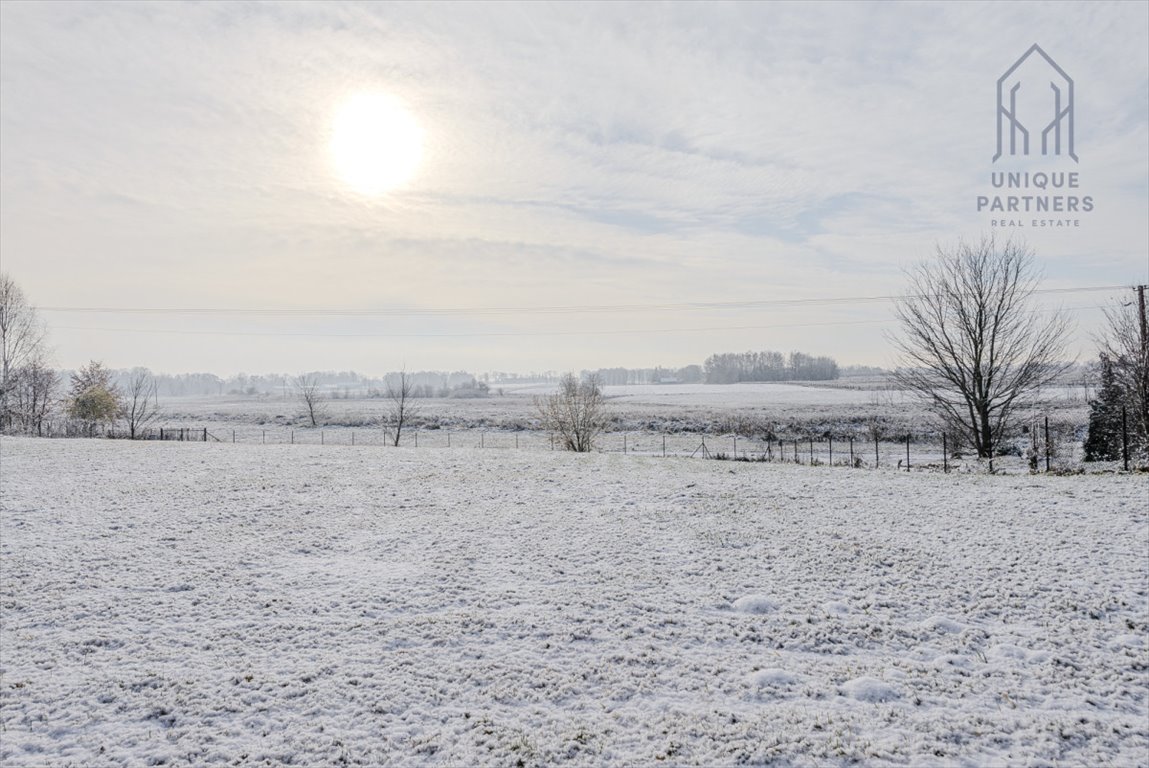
[21,419,1142,475]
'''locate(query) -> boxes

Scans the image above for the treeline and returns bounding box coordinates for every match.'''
[703,350,840,384]
[137,370,486,398]
[580,366,704,386]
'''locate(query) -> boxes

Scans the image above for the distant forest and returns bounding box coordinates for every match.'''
[85,348,848,397]
[702,350,839,383]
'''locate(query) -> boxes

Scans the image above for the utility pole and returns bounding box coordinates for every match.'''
[1137,284,1147,353]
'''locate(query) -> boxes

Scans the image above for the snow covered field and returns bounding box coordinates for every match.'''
[155,382,906,432]
[154,381,1090,433]
[1,437,1146,766]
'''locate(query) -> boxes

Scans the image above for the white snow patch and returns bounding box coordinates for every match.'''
[841,677,901,703]
[920,615,965,634]
[731,595,779,614]
[988,644,1028,661]
[749,668,799,687]
[1110,634,1145,651]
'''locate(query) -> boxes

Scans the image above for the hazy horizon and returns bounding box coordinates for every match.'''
[2,1,1146,374]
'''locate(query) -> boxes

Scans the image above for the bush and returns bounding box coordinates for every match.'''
[535,374,606,452]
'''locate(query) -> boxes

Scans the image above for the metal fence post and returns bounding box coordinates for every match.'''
[1044,416,1051,472]
[943,433,948,474]
[905,434,910,472]
[1122,405,1130,471]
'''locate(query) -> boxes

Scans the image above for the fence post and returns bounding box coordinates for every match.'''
[662,434,666,457]
[623,434,627,453]
[809,438,813,464]
[515,433,519,449]
[1044,416,1051,472]
[905,434,910,472]
[414,431,418,448]
[291,429,294,445]
[203,427,207,442]
[849,436,854,466]
[481,432,485,449]
[733,435,737,457]
[828,435,833,466]
[352,431,355,446]
[262,429,266,444]
[160,427,164,440]
[1122,405,1130,471]
[874,434,879,468]
[447,431,451,448]
[943,433,948,474]
[794,440,799,463]
[232,430,235,443]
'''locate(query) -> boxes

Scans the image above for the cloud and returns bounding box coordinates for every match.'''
[0,0,1145,371]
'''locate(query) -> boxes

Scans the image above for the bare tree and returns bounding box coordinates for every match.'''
[123,367,160,439]
[296,374,326,427]
[1096,294,1149,457]
[9,356,57,436]
[891,237,1070,459]
[536,373,607,452]
[0,273,47,430]
[386,370,420,447]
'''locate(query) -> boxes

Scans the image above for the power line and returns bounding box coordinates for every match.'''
[34,284,1130,319]
[52,318,897,339]
[49,303,1104,340]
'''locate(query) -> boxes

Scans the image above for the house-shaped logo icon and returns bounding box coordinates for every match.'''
[993,44,1077,163]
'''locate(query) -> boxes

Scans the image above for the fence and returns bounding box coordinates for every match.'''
[21,414,1137,475]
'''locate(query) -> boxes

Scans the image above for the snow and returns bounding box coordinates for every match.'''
[840,677,901,703]
[1,436,1147,766]
[731,595,780,614]
[748,668,799,688]
[604,382,887,408]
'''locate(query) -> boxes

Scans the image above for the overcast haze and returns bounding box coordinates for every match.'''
[1,1,1146,376]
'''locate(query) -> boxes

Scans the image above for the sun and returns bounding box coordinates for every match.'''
[329,92,423,196]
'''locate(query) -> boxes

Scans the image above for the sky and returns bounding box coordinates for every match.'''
[1,1,1146,376]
